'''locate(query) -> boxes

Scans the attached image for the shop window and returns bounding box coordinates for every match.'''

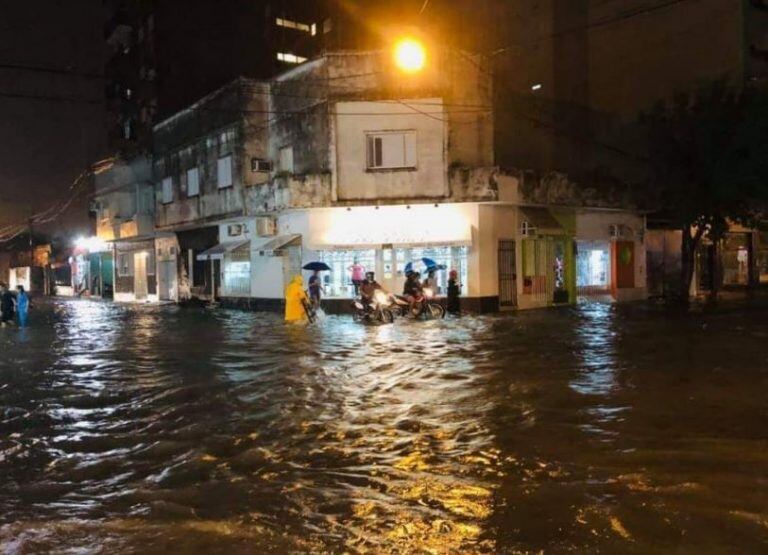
[223,250,250,297]
[187,167,200,197]
[217,155,233,188]
[722,233,750,286]
[318,250,376,298]
[366,131,416,170]
[161,177,173,204]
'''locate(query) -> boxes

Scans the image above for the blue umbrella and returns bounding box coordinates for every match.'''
[303,261,331,271]
[404,262,414,275]
[421,257,446,272]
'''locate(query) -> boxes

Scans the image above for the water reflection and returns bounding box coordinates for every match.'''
[1,298,768,553]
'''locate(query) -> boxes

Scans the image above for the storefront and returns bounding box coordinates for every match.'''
[113,238,157,302]
[282,204,474,301]
[576,240,611,297]
[575,210,646,303]
[518,207,576,307]
[316,246,469,298]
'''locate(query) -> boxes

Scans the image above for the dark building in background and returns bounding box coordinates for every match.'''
[492,0,768,180]
[102,0,498,156]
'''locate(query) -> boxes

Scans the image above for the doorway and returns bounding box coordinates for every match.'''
[498,240,517,308]
[134,252,148,301]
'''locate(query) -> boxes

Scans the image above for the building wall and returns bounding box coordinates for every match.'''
[153,79,270,230]
[334,99,447,201]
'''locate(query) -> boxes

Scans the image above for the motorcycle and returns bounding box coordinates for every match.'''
[397,287,446,320]
[352,290,395,324]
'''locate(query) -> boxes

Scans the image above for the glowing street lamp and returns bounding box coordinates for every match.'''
[393,38,426,73]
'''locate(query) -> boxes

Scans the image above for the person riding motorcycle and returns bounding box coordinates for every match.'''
[360,271,387,310]
[402,271,424,312]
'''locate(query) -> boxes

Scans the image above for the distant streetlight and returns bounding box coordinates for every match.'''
[393,38,426,73]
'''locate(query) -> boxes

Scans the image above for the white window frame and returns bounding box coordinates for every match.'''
[161,177,173,204]
[217,155,233,189]
[186,166,200,197]
[365,130,417,170]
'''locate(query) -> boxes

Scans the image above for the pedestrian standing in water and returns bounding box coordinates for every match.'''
[285,275,310,323]
[307,269,323,310]
[0,283,15,327]
[348,258,365,296]
[447,269,461,315]
[16,285,29,327]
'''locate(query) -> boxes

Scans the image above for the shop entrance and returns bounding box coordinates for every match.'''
[498,240,517,308]
[134,252,148,301]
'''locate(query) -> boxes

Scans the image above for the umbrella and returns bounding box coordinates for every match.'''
[303,261,331,271]
[404,261,414,275]
[421,257,446,272]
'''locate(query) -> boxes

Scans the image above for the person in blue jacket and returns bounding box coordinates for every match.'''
[15,285,29,327]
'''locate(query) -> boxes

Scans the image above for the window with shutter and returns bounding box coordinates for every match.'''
[365,131,417,170]
[187,167,200,197]
[217,155,233,188]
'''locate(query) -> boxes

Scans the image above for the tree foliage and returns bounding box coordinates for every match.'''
[641,82,768,297]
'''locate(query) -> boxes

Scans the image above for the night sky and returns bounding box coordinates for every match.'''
[0,0,105,239]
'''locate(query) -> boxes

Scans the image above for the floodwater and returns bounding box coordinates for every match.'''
[1,299,767,554]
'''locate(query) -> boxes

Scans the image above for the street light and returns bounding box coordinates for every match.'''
[393,38,426,73]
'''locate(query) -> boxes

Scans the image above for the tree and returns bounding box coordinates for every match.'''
[642,82,768,300]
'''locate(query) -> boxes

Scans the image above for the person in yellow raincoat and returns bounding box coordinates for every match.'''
[285,275,309,322]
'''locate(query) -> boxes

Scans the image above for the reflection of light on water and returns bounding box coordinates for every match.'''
[570,304,618,396]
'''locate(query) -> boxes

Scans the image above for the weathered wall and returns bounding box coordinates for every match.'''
[334,99,446,201]
[153,78,270,230]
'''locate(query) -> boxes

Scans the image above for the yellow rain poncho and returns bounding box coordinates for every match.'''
[284,275,309,322]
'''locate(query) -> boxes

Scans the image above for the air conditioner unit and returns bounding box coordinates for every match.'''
[251,158,273,173]
[256,216,276,236]
[520,220,536,237]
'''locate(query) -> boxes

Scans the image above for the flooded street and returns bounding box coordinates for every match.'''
[1,298,767,553]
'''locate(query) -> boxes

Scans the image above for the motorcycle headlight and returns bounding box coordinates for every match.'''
[424,287,434,298]
[374,290,388,305]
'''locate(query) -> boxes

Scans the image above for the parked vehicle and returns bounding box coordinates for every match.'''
[352,290,394,324]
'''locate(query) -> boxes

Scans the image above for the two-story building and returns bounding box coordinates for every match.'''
[93,154,157,302]
[152,78,272,303]
[151,49,647,312]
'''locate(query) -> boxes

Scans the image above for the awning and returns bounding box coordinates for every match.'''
[520,207,564,234]
[254,234,301,256]
[196,240,249,261]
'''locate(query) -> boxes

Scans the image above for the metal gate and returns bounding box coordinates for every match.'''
[498,240,517,308]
